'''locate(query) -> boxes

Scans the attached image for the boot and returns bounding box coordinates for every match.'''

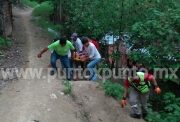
[130,113,141,119]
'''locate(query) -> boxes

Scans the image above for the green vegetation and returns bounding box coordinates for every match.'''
[103,81,124,100]
[0,37,12,60]
[129,7,180,69]
[21,0,180,121]
[21,0,38,7]
[63,80,72,95]
[0,37,12,58]
[32,1,61,37]
[0,37,12,48]
[32,1,53,18]
[146,92,180,122]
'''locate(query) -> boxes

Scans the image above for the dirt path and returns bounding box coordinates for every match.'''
[0,7,145,122]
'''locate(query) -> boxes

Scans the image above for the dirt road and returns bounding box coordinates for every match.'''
[0,7,145,122]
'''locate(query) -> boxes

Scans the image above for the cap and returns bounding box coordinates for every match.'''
[71,33,78,38]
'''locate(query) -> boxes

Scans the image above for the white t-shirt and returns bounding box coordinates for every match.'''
[84,42,101,60]
[74,38,83,52]
[68,50,71,58]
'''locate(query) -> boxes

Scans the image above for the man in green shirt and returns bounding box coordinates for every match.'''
[37,37,75,80]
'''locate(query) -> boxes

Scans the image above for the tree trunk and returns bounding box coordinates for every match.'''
[53,0,64,24]
[0,0,13,38]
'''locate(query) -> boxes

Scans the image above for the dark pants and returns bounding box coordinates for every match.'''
[51,51,72,80]
[69,58,73,68]
[129,88,149,115]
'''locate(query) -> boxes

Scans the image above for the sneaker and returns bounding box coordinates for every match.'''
[84,75,90,80]
[130,113,141,119]
[50,70,55,76]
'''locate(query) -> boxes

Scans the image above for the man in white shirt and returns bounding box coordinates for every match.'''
[81,37,101,81]
[71,33,84,80]
[71,33,83,52]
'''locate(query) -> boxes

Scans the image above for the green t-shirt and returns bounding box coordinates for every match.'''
[48,40,75,56]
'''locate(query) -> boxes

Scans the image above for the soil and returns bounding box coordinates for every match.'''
[0,7,145,122]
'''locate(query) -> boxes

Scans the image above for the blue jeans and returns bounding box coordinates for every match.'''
[51,51,72,80]
[69,58,73,68]
[87,58,101,81]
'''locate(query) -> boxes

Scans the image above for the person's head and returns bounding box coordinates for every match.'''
[81,37,89,47]
[71,33,78,41]
[59,37,67,46]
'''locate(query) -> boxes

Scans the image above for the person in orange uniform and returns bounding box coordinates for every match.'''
[121,72,161,119]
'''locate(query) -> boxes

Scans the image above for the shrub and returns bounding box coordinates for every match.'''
[33,1,53,19]
[146,92,180,122]
[63,80,72,95]
[22,0,38,7]
[103,81,124,100]
[0,37,12,48]
[32,1,61,36]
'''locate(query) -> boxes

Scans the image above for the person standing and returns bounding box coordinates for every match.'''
[81,37,101,81]
[71,33,83,52]
[71,33,84,80]
[121,72,161,119]
[37,37,75,80]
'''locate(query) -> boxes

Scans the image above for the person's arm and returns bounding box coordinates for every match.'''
[152,77,161,94]
[148,75,161,94]
[69,41,75,59]
[123,79,129,98]
[123,87,128,99]
[121,80,129,108]
[151,77,158,87]
[38,41,57,58]
[71,49,75,59]
[37,47,48,58]
[81,45,94,61]
[81,54,90,62]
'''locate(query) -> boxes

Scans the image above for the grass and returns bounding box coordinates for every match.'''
[0,37,12,48]
[32,1,53,18]
[103,80,124,100]
[0,37,12,58]
[32,1,62,37]
[22,0,38,8]
[33,18,61,36]
[63,80,72,95]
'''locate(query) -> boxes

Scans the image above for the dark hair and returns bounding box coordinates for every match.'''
[59,37,67,45]
[81,37,89,45]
